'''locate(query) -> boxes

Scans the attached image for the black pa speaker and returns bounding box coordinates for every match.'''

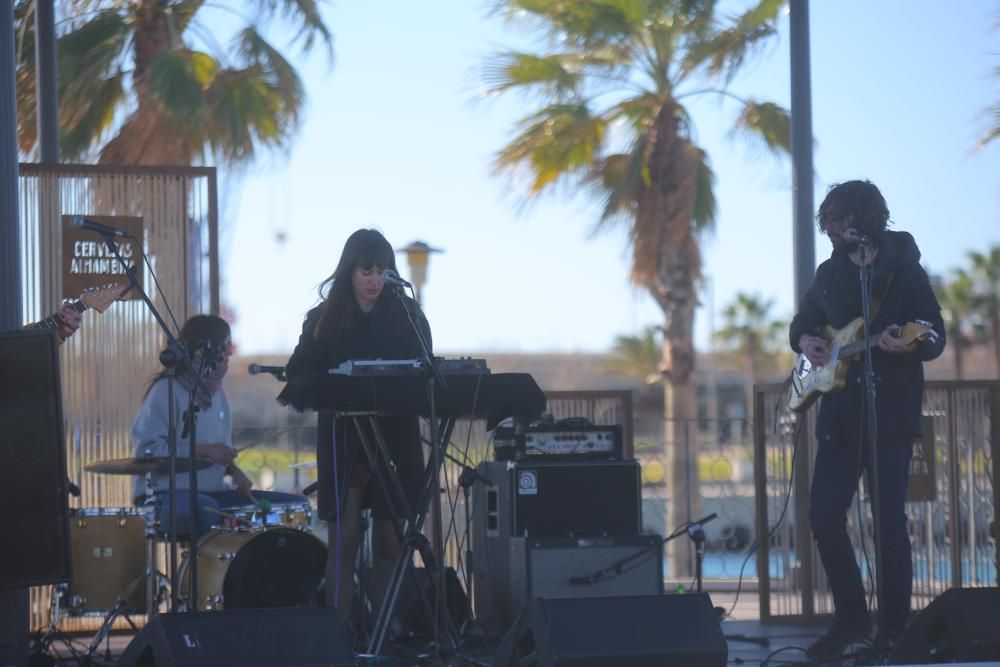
[891,587,1000,664]
[0,330,71,588]
[117,607,354,666]
[492,594,727,667]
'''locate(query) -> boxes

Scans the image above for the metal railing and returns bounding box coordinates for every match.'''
[754,380,999,622]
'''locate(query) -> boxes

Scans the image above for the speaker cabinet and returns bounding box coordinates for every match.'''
[508,535,663,620]
[892,587,1000,664]
[117,607,354,666]
[481,459,641,538]
[492,594,727,667]
[0,330,71,588]
[472,460,646,638]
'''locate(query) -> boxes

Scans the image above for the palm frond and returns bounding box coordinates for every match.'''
[495,103,606,195]
[976,102,1000,150]
[691,146,716,232]
[481,51,583,100]
[249,0,333,57]
[149,50,210,120]
[504,0,645,49]
[61,73,127,161]
[204,66,296,163]
[681,4,779,83]
[729,99,791,156]
[235,27,305,114]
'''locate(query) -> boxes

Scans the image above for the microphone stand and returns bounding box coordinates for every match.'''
[100,232,209,614]
[857,243,887,649]
[181,341,216,613]
[568,513,718,588]
[375,284,458,660]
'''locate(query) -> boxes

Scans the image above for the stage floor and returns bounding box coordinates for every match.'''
[42,591,998,666]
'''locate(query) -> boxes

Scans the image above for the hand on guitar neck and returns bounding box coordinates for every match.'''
[53,304,82,340]
[25,283,127,342]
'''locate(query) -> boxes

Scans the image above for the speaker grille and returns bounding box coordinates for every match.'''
[0,330,71,587]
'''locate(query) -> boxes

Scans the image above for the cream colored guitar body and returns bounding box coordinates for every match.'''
[788,318,933,413]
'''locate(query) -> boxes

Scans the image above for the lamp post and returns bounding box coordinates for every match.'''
[396,240,442,305]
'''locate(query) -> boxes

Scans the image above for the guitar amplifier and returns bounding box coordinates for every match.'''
[476,535,663,638]
[475,459,641,539]
[471,460,644,638]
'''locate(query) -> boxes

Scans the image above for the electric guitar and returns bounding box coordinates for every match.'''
[788,318,937,413]
[25,284,129,338]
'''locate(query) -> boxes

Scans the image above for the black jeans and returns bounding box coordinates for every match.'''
[809,438,914,635]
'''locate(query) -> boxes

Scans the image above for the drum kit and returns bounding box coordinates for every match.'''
[50,454,324,657]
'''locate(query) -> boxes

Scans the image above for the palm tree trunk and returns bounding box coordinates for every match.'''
[953,340,964,380]
[656,292,700,579]
[991,306,1000,376]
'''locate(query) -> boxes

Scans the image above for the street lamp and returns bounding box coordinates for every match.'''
[396,240,442,305]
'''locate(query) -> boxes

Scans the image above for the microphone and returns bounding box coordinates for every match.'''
[841,228,871,245]
[302,481,320,496]
[569,575,593,585]
[381,269,412,289]
[248,363,286,380]
[69,215,130,238]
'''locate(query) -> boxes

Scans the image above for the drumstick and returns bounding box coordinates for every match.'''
[248,492,273,521]
[234,427,292,454]
[204,506,254,526]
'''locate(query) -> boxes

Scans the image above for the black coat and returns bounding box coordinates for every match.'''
[788,231,946,446]
[282,293,432,520]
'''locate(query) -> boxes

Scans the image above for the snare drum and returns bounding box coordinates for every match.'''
[64,507,150,615]
[225,499,313,529]
[178,526,326,610]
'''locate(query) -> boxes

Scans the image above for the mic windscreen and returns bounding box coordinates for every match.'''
[248,363,261,375]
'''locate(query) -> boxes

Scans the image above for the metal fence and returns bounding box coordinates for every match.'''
[754,380,999,622]
[18,163,218,631]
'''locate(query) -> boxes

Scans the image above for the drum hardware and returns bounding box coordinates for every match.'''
[83,455,213,476]
[175,526,327,611]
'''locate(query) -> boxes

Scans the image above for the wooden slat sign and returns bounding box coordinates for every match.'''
[62,215,144,300]
[906,415,936,502]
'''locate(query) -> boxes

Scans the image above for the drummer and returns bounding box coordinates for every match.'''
[130,314,302,540]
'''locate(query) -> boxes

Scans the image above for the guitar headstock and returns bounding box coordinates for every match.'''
[79,283,128,313]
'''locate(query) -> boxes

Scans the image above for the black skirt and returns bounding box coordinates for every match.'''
[315,411,425,521]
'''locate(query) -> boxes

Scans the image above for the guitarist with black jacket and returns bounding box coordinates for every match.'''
[789,180,946,660]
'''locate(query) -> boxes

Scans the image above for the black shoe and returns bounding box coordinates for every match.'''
[806,616,873,661]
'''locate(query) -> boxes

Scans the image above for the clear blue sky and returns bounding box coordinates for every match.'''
[225,1,1000,356]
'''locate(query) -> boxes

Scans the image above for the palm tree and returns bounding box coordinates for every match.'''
[602,326,663,387]
[968,246,1000,374]
[482,0,790,575]
[15,0,332,165]
[934,270,982,380]
[713,291,787,422]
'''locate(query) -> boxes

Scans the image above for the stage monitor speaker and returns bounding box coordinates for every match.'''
[891,587,1000,664]
[0,329,71,588]
[492,593,727,667]
[117,607,354,667]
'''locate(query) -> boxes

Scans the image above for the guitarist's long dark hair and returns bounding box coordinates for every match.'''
[817,180,891,243]
[312,229,408,344]
[143,315,231,399]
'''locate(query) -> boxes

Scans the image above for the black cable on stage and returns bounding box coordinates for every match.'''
[723,398,805,621]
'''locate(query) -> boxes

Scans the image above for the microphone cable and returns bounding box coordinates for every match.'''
[722,396,805,621]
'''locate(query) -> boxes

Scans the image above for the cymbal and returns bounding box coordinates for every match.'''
[289,461,317,469]
[85,456,214,476]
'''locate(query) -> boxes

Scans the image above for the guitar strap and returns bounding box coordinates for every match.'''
[867,271,894,325]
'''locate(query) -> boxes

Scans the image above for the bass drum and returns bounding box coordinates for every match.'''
[179,526,327,610]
